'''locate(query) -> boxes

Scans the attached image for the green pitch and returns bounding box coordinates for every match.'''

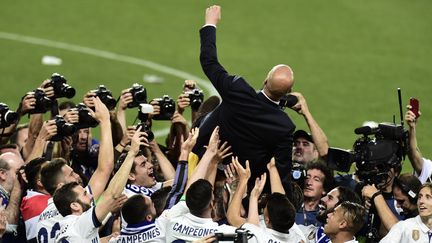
[1,0,431,173]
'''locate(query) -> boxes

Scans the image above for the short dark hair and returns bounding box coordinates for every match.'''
[150,186,172,217]
[306,161,335,193]
[115,151,145,174]
[122,194,152,225]
[339,201,366,234]
[40,158,68,195]
[25,157,48,190]
[186,179,213,216]
[53,182,79,217]
[58,101,76,111]
[393,173,422,204]
[266,193,295,233]
[336,186,362,205]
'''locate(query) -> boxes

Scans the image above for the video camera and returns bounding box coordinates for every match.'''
[327,89,409,187]
[0,103,18,128]
[152,95,175,120]
[44,73,76,99]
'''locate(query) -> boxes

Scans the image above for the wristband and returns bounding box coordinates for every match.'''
[371,191,382,203]
[119,143,126,147]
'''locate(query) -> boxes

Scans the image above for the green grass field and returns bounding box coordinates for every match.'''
[1,0,431,172]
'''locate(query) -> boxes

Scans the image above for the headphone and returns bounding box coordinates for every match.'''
[393,177,417,204]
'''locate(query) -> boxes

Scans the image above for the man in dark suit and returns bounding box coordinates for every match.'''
[192,5,296,197]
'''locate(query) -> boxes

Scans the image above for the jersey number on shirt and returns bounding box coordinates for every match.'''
[37,223,60,243]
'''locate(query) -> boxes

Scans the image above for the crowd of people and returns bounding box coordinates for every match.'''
[0,5,431,243]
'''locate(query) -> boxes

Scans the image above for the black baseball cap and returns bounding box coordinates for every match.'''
[293,130,313,143]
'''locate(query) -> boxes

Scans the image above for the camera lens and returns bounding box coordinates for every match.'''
[62,86,76,99]
[4,110,18,124]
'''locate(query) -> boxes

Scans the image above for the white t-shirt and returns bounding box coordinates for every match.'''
[165,201,236,242]
[36,186,93,243]
[108,216,166,243]
[55,207,101,243]
[243,216,306,243]
[415,157,432,184]
[380,215,431,243]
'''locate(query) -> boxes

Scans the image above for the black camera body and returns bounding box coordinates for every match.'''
[75,103,99,129]
[279,94,298,109]
[46,73,76,99]
[215,228,250,243]
[92,85,117,110]
[29,89,52,114]
[185,89,204,111]
[50,115,77,141]
[127,83,147,108]
[328,123,407,186]
[0,103,18,128]
[152,95,175,120]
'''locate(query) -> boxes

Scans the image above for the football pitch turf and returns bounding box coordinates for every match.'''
[1,0,431,172]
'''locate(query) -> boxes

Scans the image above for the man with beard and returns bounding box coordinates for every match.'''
[298,186,361,243]
[380,183,432,242]
[36,97,114,243]
[52,128,148,242]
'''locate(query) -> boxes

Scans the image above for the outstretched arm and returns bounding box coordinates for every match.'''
[226,157,250,227]
[267,157,285,194]
[200,5,238,98]
[247,173,267,226]
[88,97,114,200]
[405,110,423,175]
[291,92,329,157]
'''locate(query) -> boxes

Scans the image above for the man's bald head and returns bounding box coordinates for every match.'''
[263,64,294,101]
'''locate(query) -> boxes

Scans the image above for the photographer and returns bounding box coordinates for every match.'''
[361,161,403,240]
[362,174,421,232]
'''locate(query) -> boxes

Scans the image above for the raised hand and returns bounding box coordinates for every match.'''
[231,156,250,183]
[181,127,200,152]
[205,5,221,26]
[251,173,267,199]
[118,89,133,110]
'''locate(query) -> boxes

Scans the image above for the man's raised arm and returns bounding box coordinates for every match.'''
[200,5,234,97]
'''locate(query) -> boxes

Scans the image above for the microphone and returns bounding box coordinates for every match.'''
[354,126,376,135]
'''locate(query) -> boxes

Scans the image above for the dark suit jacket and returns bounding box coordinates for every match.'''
[193,25,295,196]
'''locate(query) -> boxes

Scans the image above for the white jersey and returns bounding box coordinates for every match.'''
[166,201,236,242]
[36,198,63,243]
[109,216,167,243]
[36,185,93,243]
[55,207,101,243]
[242,222,306,243]
[380,215,431,243]
[123,182,163,198]
[415,157,432,183]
